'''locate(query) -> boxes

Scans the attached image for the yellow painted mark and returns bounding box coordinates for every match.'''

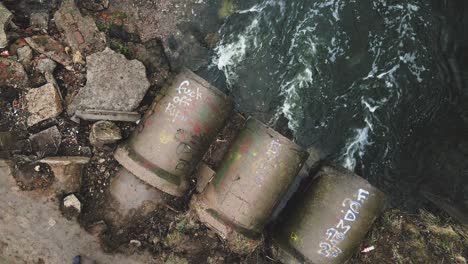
[159,131,173,144]
[290,232,300,243]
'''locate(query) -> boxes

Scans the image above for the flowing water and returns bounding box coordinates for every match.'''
[202,0,468,208]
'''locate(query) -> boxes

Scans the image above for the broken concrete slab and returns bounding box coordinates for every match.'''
[0,160,154,263]
[0,57,29,89]
[30,12,49,31]
[34,56,57,74]
[68,48,150,115]
[0,4,12,49]
[75,109,141,122]
[54,0,106,54]
[24,83,63,126]
[25,35,73,67]
[29,126,62,157]
[80,0,109,11]
[17,45,33,70]
[89,121,122,147]
[40,156,90,194]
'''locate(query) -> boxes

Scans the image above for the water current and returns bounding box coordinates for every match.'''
[203,0,468,208]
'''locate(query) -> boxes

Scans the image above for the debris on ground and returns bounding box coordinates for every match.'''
[64,193,82,214]
[25,35,73,67]
[40,156,90,194]
[30,12,49,31]
[16,45,32,70]
[12,161,54,190]
[80,0,110,12]
[75,110,141,123]
[0,57,29,88]
[23,82,63,126]
[29,126,62,157]
[68,47,150,116]
[89,121,122,147]
[54,0,106,54]
[0,3,12,49]
[34,56,57,74]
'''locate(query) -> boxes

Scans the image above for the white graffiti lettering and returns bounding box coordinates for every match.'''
[318,189,370,258]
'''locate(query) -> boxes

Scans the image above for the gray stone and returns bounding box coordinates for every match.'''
[54,0,106,54]
[68,48,150,115]
[0,57,29,89]
[17,45,33,70]
[89,121,122,147]
[25,35,73,67]
[40,156,89,194]
[35,56,57,74]
[80,0,109,11]
[63,194,81,213]
[30,12,49,30]
[75,110,141,122]
[0,3,12,49]
[29,126,62,157]
[24,83,63,126]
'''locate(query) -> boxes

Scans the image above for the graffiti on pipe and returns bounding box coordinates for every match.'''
[317,189,370,259]
[255,139,282,186]
[165,80,203,123]
[174,128,209,174]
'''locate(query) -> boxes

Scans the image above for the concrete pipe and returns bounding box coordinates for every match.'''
[114,69,234,196]
[191,118,309,253]
[273,166,386,264]
[105,167,165,227]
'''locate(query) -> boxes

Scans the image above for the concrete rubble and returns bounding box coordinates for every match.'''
[17,45,33,70]
[40,156,90,194]
[0,3,12,49]
[25,35,73,67]
[34,56,57,74]
[30,12,49,31]
[29,126,62,157]
[75,110,141,123]
[0,57,29,88]
[63,193,82,213]
[24,83,63,126]
[80,0,110,12]
[54,0,106,54]
[89,121,122,147]
[68,47,150,116]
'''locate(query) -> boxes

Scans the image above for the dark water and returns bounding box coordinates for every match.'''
[204,0,468,209]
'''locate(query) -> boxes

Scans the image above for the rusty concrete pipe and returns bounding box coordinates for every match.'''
[191,118,309,253]
[114,69,234,196]
[273,166,386,264]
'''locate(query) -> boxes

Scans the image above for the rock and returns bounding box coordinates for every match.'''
[29,126,62,157]
[24,83,63,126]
[35,56,57,74]
[68,48,150,115]
[30,12,49,30]
[54,0,106,54]
[25,35,72,67]
[17,45,33,70]
[80,0,109,11]
[63,194,81,213]
[164,30,210,71]
[75,109,141,122]
[129,240,141,248]
[89,121,122,147]
[0,3,13,49]
[0,57,29,88]
[40,156,90,194]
